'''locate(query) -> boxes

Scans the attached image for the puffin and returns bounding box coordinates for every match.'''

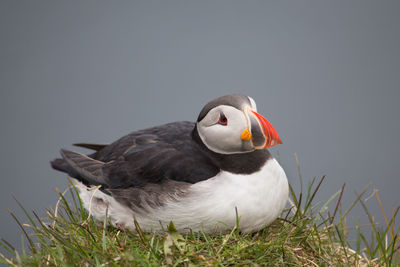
[51,94,288,233]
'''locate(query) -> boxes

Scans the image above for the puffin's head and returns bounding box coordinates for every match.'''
[196,94,282,154]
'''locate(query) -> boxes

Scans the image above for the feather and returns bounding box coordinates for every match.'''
[73,143,108,151]
[60,149,106,186]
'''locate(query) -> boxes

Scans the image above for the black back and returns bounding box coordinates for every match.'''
[52,121,271,190]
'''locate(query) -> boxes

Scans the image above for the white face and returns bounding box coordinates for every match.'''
[196,105,254,154]
[248,96,257,111]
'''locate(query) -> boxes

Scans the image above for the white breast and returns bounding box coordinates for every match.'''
[74,158,288,233]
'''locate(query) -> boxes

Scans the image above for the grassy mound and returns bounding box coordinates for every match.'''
[1,175,398,266]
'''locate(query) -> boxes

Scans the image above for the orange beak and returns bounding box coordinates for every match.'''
[242,107,282,149]
[250,110,282,148]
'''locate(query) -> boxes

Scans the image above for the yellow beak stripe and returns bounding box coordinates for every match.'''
[241,129,252,141]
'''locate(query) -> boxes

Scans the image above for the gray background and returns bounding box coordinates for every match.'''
[1,0,399,250]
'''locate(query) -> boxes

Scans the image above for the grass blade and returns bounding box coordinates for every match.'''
[330,183,346,225]
[7,209,36,254]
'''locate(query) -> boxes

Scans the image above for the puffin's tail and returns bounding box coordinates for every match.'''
[51,149,107,187]
[50,155,81,179]
[51,158,69,173]
[51,143,107,179]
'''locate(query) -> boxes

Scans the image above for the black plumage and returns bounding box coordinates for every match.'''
[51,121,271,191]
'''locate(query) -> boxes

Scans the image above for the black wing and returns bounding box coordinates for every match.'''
[51,121,219,189]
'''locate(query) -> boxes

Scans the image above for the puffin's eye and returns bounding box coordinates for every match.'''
[217,112,228,125]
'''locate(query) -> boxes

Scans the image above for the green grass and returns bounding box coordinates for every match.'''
[1,174,399,266]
